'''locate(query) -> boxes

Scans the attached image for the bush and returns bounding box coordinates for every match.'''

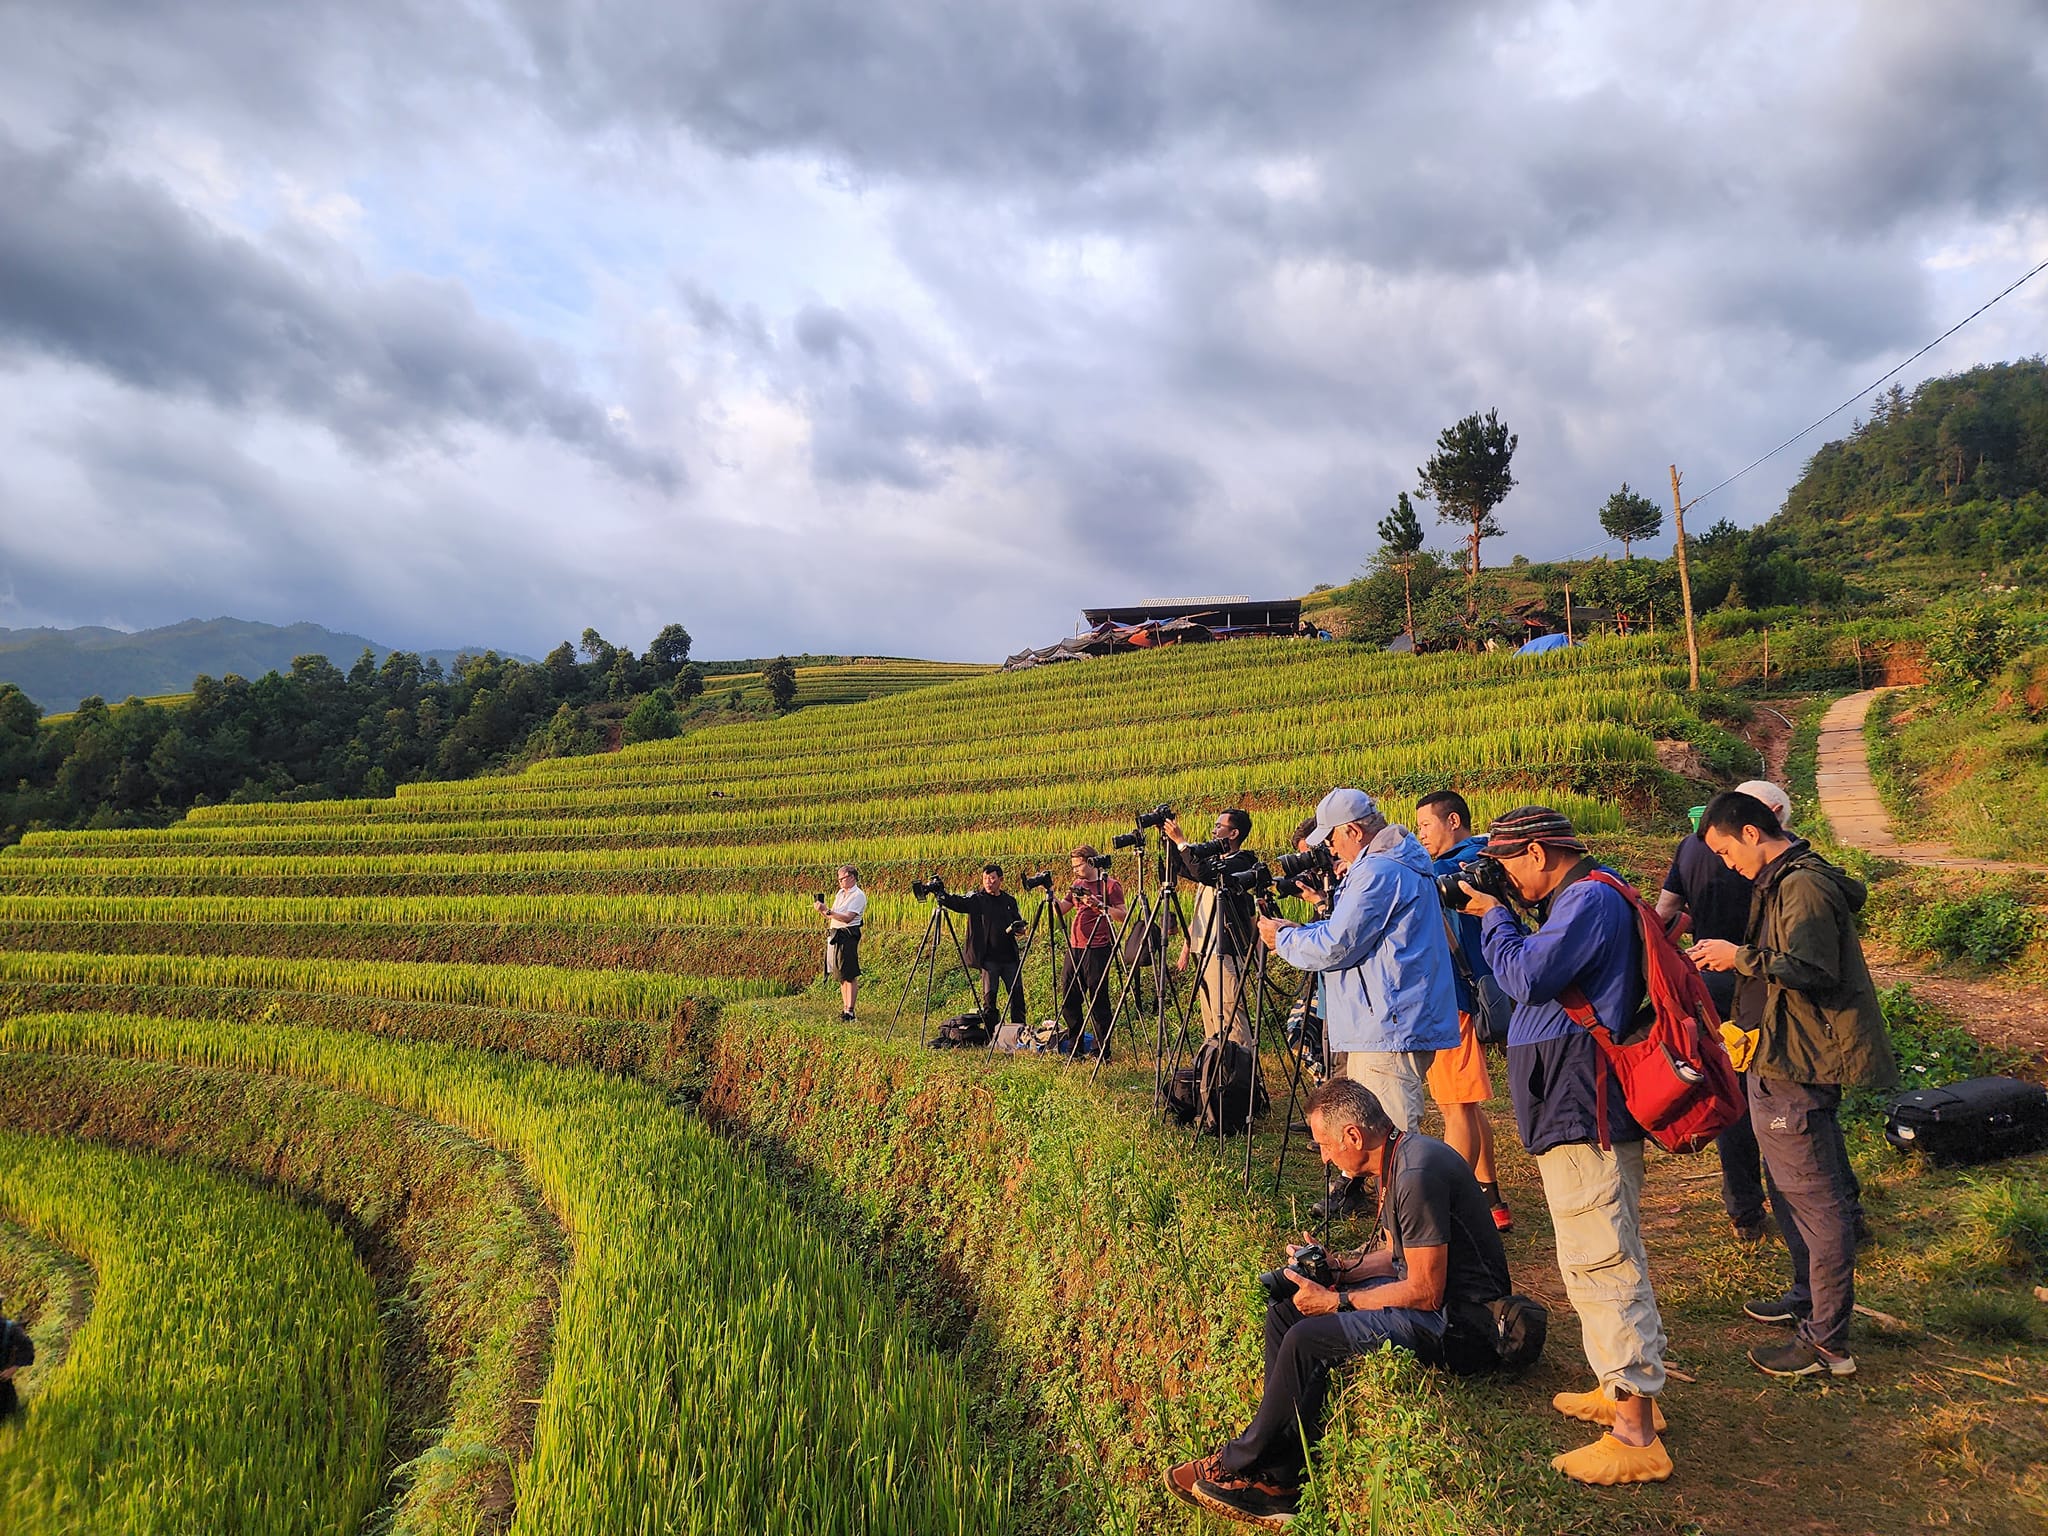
[620,689,680,745]
[1897,892,2042,967]
[1925,601,2036,696]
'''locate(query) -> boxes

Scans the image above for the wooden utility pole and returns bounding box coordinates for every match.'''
[1669,465,1702,691]
[1564,582,1574,642]
[1400,559,1416,644]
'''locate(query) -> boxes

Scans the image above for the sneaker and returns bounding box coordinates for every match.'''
[1491,1202,1514,1234]
[1743,1295,1808,1326]
[1309,1174,1371,1222]
[839,1010,855,1022]
[1161,1455,1217,1509]
[1750,1339,1855,1378]
[1550,1432,1673,1485]
[1192,1463,1301,1528]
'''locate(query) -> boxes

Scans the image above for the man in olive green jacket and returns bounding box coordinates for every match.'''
[1693,790,1898,1380]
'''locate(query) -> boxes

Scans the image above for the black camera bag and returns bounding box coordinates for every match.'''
[1885,1076,2048,1165]
[929,1014,991,1049]
[1194,1039,1267,1137]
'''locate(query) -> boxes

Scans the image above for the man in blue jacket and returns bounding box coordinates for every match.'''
[1459,805,1673,1487]
[1257,787,1460,1134]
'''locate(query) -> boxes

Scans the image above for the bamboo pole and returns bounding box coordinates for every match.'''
[1669,465,1701,691]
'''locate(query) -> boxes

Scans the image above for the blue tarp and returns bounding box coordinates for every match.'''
[1516,632,1573,655]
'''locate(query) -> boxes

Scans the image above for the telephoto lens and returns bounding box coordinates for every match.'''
[1135,803,1175,830]
[1111,829,1144,850]
[1184,837,1232,861]
[1088,853,1114,871]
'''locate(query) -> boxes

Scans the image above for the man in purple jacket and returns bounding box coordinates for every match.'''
[1459,806,1673,1487]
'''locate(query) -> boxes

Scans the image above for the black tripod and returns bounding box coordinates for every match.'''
[892,894,974,1047]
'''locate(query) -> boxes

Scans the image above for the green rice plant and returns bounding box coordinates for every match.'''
[0,1011,1018,1536]
[0,1130,387,1535]
[1964,1174,2048,1275]
[0,950,779,1016]
[0,1217,94,1403]
[1,1046,560,1534]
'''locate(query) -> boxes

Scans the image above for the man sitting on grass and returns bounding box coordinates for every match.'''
[1161,1077,1512,1529]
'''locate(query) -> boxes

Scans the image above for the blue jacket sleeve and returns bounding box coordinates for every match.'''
[1274,865,1392,972]
[1479,898,1603,1005]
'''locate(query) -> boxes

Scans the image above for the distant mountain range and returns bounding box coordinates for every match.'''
[0,618,535,714]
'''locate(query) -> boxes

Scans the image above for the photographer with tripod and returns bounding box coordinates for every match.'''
[1161,1077,1514,1528]
[1054,846,1126,1056]
[813,865,866,1021]
[939,863,1028,1030]
[1256,789,1460,1136]
[1163,810,1261,1048]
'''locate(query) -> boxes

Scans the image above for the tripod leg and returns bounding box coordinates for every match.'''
[1270,971,1324,1195]
[897,909,941,1042]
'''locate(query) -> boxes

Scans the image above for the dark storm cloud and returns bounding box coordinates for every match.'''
[2,0,2046,662]
[0,135,677,487]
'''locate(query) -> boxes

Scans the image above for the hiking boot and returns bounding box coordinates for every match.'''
[1309,1173,1371,1221]
[1743,1295,1808,1327]
[1750,1339,1855,1378]
[1192,1463,1301,1528]
[1551,1387,1667,1433]
[1491,1201,1514,1234]
[1550,1432,1673,1485]
[1732,1219,1768,1244]
[1161,1454,1219,1509]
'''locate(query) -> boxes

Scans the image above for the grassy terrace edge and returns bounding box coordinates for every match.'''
[701,995,1512,1535]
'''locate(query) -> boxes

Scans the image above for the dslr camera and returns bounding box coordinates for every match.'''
[911,874,949,900]
[1084,852,1113,872]
[1258,1243,1337,1302]
[1434,858,1515,913]
[1022,870,1055,893]
[1274,844,1333,900]
[1134,803,1175,830]
[1182,837,1233,863]
[1111,828,1145,850]
[1223,863,1272,894]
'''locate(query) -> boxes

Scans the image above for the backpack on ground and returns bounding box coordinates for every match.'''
[1194,1038,1267,1137]
[1441,1294,1550,1375]
[929,1014,990,1049]
[1556,869,1745,1154]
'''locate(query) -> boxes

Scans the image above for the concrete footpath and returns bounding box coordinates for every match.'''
[1815,688,2043,872]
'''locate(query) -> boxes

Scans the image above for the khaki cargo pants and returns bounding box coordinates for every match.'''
[1535,1139,1669,1399]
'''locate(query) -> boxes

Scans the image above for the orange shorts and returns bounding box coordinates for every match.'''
[1427,1010,1493,1105]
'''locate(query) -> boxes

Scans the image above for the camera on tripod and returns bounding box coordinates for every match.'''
[1258,1242,1336,1302]
[910,874,950,900]
[1084,852,1113,871]
[1022,870,1054,893]
[1183,836,1233,863]
[1134,803,1174,830]
[1223,863,1271,893]
[1111,829,1145,850]
[1434,857,1515,912]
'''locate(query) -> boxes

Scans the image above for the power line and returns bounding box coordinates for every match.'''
[1685,251,2048,511]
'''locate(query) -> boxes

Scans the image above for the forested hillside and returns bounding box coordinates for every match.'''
[1771,359,2048,581]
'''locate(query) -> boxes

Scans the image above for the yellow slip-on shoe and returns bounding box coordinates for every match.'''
[1551,1432,1674,1485]
[1551,1387,1667,1433]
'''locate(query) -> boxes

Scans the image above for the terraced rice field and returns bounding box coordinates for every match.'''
[0,637,1688,1532]
[703,657,995,708]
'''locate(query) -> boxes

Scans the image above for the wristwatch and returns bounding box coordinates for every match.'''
[1335,1291,1355,1314]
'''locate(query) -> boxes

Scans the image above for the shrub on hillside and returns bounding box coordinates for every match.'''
[620,689,681,745]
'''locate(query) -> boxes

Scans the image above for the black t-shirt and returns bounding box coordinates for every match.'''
[1382,1132,1511,1314]
[1662,833,1753,944]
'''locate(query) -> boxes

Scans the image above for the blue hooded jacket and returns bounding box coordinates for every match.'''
[1479,866,1646,1154]
[1274,825,1461,1054]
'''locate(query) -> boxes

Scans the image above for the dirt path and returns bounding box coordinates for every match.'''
[1817,689,2048,872]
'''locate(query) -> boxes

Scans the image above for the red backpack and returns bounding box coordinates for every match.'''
[1558,870,1745,1154]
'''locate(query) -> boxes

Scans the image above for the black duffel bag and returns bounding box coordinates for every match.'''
[1886,1075,2048,1165]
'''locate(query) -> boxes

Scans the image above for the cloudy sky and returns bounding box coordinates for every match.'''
[2,2,2044,662]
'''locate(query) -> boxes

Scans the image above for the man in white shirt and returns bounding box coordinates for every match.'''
[815,865,868,1020]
